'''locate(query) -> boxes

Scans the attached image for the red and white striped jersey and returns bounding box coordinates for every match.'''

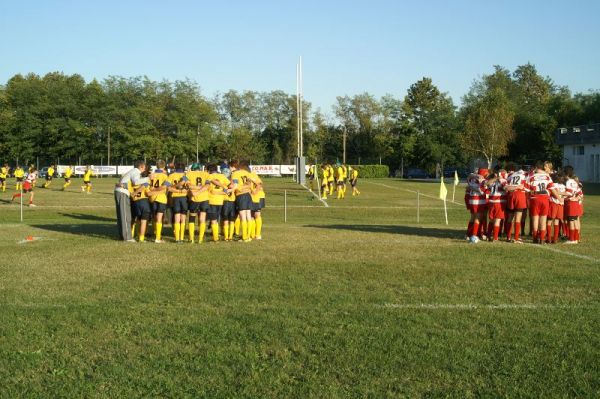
[25,171,38,183]
[564,178,582,202]
[526,172,554,196]
[466,173,486,205]
[484,178,507,203]
[506,169,526,190]
[550,183,565,205]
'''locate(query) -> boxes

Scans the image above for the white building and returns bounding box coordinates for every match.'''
[557,123,600,183]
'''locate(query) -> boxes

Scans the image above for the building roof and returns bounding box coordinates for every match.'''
[556,123,600,145]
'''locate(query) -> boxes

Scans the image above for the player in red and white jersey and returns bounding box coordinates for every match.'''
[546,173,566,244]
[525,161,556,243]
[504,164,528,243]
[563,166,583,244]
[482,169,507,242]
[465,168,488,242]
[11,167,38,206]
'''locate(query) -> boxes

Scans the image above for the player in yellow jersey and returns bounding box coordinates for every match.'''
[335,163,346,199]
[14,166,25,191]
[350,167,360,196]
[130,178,152,242]
[327,163,335,195]
[230,160,254,242]
[207,163,230,242]
[167,163,189,243]
[221,174,237,242]
[248,165,264,240]
[81,166,93,193]
[320,164,329,199]
[62,165,74,190]
[0,163,8,192]
[147,160,170,243]
[307,164,315,191]
[43,165,55,188]
[186,163,211,243]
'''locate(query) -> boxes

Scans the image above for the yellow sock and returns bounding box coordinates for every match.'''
[131,224,136,238]
[174,223,180,241]
[228,222,235,240]
[188,223,195,243]
[179,222,186,241]
[199,222,206,242]
[139,234,145,242]
[223,224,229,240]
[234,218,241,236]
[156,223,163,241]
[212,223,219,241]
[87,185,91,192]
[249,219,256,239]
[256,217,262,237]
[242,220,248,240]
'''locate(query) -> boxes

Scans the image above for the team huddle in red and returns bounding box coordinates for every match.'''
[465,161,584,245]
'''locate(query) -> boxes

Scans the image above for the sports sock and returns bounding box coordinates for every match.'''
[188,223,195,243]
[212,223,219,241]
[467,221,474,237]
[173,223,180,241]
[553,225,560,243]
[155,223,163,241]
[539,230,546,243]
[532,229,538,242]
[199,222,206,242]
[223,224,229,240]
[242,220,248,240]
[179,222,185,241]
[493,226,500,241]
[132,224,136,238]
[249,219,256,239]
[255,217,262,237]
[575,229,580,241]
[234,218,241,236]
[472,222,479,238]
[546,223,552,242]
[139,234,145,242]
[506,222,513,240]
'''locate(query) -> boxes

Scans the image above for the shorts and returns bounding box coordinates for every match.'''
[83,180,91,185]
[207,205,222,221]
[251,201,260,212]
[46,176,52,181]
[507,191,527,211]
[529,196,549,217]
[548,202,564,220]
[172,197,189,214]
[488,203,506,220]
[189,200,209,213]
[336,180,344,186]
[133,199,152,220]
[469,202,487,214]
[350,179,357,187]
[222,201,236,220]
[64,178,71,183]
[23,181,33,193]
[16,177,23,182]
[564,201,582,218]
[566,215,579,222]
[0,177,5,183]
[235,193,253,211]
[152,201,167,214]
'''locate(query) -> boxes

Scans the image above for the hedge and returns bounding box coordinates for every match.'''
[351,164,389,178]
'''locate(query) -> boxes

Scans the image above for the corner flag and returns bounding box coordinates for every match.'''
[439,177,448,200]
[454,170,459,186]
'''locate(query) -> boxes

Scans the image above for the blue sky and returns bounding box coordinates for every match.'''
[1,0,599,113]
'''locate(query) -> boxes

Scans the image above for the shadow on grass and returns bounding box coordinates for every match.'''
[305,224,461,240]
[32,223,118,240]
[59,213,116,222]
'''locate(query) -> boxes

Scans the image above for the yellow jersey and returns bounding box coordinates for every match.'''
[148,170,169,204]
[15,168,25,178]
[130,183,149,202]
[167,172,187,198]
[208,173,230,206]
[186,170,210,202]
[64,167,73,178]
[47,167,55,177]
[230,169,252,195]
[83,169,93,182]
[327,166,335,182]
[0,167,7,179]
[248,172,263,203]
[322,168,329,182]
[352,169,358,179]
[336,166,344,182]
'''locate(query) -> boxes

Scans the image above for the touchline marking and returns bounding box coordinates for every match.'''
[365,181,463,206]
[380,303,594,310]
[524,242,599,263]
[300,184,329,207]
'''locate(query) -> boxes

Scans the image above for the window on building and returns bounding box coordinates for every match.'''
[572,146,584,156]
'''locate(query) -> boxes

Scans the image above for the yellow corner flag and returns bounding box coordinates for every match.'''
[454,170,460,186]
[439,177,448,200]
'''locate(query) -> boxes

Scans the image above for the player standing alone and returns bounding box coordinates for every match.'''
[12,167,38,206]
[81,166,94,193]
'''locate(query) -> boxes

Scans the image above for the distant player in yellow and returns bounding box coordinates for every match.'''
[350,167,360,196]
[167,163,188,243]
[230,160,253,242]
[62,165,73,190]
[248,166,264,240]
[186,163,210,243]
[307,164,315,191]
[81,166,93,193]
[327,163,335,195]
[207,163,230,242]
[0,163,8,192]
[147,160,170,243]
[221,173,237,242]
[130,178,151,242]
[320,164,329,199]
[43,165,55,188]
[14,165,25,191]
[335,163,345,199]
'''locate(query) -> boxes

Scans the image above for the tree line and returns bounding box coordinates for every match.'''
[0,64,599,172]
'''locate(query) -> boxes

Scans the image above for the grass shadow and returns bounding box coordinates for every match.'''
[59,213,116,222]
[31,223,118,240]
[305,224,461,240]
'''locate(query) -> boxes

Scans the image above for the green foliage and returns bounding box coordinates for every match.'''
[351,164,389,178]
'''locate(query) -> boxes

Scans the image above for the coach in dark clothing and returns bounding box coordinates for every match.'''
[114,160,146,241]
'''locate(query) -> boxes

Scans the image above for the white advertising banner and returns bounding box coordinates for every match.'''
[250,165,281,175]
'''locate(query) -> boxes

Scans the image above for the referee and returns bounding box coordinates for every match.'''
[114,160,146,241]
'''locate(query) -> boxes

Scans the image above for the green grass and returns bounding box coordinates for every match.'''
[0,177,599,397]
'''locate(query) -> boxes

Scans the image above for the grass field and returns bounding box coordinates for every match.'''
[1,177,599,397]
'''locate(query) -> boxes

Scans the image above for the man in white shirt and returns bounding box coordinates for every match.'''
[114,161,147,241]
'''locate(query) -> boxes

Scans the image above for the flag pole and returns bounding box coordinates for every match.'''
[443,196,448,225]
[20,184,23,222]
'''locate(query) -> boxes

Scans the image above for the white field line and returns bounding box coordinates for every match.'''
[524,242,599,263]
[365,181,464,206]
[300,184,329,207]
[380,303,595,310]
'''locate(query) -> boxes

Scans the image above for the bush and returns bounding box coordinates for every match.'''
[351,164,389,178]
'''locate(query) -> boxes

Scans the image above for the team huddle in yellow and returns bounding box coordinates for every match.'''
[129,160,265,244]
[307,163,360,200]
